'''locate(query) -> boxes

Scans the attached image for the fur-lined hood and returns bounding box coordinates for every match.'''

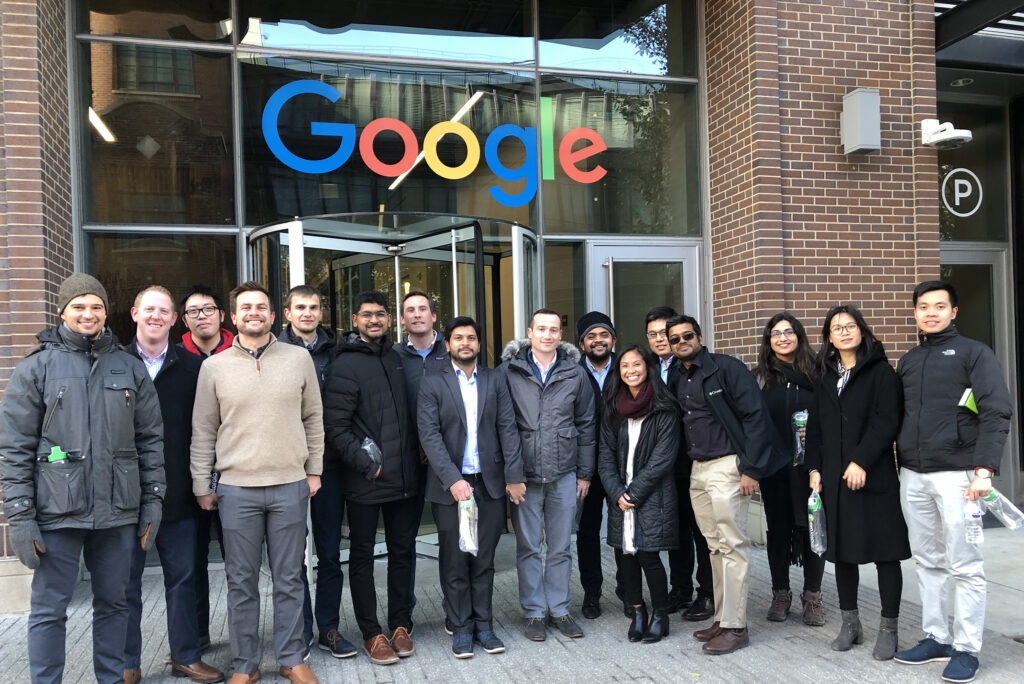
[500,338,581,364]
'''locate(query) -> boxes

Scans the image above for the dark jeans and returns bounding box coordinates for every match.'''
[194,508,225,639]
[125,516,202,668]
[346,496,420,640]
[668,472,713,599]
[577,473,623,597]
[760,469,826,593]
[306,467,346,637]
[29,525,135,684]
[621,550,670,613]
[835,560,903,618]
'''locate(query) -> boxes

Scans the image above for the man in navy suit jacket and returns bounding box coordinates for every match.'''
[417,316,526,659]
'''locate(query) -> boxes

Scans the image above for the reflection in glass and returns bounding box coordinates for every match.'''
[83,44,235,224]
[82,0,232,42]
[938,102,1007,241]
[940,263,995,351]
[87,232,238,343]
[612,261,683,349]
[539,0,698,77]
[543,242,585,333]
[239,0,534,65]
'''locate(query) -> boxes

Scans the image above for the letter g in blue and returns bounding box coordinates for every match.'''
[262,80,356,174]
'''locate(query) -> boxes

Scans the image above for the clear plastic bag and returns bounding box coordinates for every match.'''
[807,492,826,556]
[622,508,637,555]
[361,437,382,480]
[458,496,479,556]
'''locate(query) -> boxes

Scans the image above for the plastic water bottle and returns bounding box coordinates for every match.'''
[807,492,826,556]
[982,489,1024,530]
[792,410,809,466]
[963,499,984,544]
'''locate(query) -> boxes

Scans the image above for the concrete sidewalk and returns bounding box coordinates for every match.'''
[1,528,1021,683]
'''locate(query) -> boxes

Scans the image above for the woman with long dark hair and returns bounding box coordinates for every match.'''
[598,345,680,644]
[753,312,827,627]
[805,305,910,661]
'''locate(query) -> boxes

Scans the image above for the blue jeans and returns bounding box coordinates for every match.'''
[28,525,135,684]
[125,516,202,668]
[306,467,346,637]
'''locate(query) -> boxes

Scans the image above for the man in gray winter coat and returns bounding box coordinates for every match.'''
[0,273,165,684]
[500,308,596,642]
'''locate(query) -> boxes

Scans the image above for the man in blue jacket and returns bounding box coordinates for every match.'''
[666,314,787,656]
[0,273,164,684]
[894,281,1012,684]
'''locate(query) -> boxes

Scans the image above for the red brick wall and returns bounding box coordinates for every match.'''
[704,0,941,362]
[0,0,73,555]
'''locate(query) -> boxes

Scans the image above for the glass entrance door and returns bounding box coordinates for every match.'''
[586,240,702,349]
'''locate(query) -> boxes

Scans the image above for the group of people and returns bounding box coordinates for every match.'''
[0,274,1010,684]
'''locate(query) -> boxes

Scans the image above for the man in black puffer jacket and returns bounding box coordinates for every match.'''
[323,290,420,667]
[894,281,1012,683]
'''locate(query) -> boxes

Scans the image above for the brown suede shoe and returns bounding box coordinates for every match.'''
[226,672,260,684]
[364,635,399,665]
[171,661,226,683]
[693,621,722,642]
[702,627,749,655]
[390,626,415,657]
[124,668,142,684]
[278,663,317,684]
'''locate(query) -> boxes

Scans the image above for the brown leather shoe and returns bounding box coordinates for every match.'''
[364,634,399,665]
[702,627,750,655]
[226,672,260,684]
[124,668,142,684]
[278,663,317,684]
[171,661,226,683]
[390,626,415,657]
[693,621,722,642]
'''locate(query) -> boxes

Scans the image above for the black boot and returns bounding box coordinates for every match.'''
[627,604,648,643]
[643,610,670,643]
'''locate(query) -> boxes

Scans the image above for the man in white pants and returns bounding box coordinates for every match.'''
[894,280,1011,684]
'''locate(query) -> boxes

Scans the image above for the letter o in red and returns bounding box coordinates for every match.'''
[359,118,418,177]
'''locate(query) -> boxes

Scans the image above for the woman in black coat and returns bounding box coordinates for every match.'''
[753,312,827,627]
[805,305,910,662]
[598,345,680,644]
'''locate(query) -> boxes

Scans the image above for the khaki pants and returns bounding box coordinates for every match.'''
[690,455,751,629]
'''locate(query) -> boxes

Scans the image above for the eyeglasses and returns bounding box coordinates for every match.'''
[668,332,697,345]
[184,305,219,318]
[357,310,389,321]
[646,329,668,340]
[770,329,796,339]
[830,323,859,335]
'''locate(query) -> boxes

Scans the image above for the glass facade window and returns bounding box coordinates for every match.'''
[81,0,232,42]
[82,43,235,224]
[86,232,238,343]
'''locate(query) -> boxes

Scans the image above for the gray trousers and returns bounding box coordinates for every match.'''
[217,481,309,674]
[511,472,577,618]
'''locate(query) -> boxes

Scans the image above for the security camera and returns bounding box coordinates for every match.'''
[921,119,972,150]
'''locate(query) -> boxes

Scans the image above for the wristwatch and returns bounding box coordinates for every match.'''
[974,467,994,479]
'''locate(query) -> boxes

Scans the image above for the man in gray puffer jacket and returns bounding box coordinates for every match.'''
[0,273,164,684]
[500,308,596,642]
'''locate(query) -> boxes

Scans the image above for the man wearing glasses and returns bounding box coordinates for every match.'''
[323,291,420,666]
[645,307,714,623]
[666,315,786,655]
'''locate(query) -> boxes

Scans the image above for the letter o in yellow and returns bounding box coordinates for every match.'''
[423,122,480,180]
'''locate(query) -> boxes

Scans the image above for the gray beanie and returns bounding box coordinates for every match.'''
[58,273,109,313]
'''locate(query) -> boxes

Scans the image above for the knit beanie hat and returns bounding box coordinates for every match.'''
[576,311,616,342]
[58,273,109,313]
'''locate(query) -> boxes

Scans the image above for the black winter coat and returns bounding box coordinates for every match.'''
[278,325,337,392]
[760,362,815,530]
[598,409,680,552]
[805,346,910,564]
[323,332,419,504]
[130,343,201,522]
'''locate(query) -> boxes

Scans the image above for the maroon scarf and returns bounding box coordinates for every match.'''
[615,381,653,419]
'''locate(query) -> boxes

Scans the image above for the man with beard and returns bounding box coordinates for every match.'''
[666,314,786,655]
[323,291,420,666]
[417,316,526,659]
[574,311,623,619]
[191,282,323,684]
[278,285,358,659]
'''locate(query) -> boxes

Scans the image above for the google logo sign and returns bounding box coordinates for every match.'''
[262,80,607,207]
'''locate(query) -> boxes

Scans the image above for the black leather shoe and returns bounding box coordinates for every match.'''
[667,587,692,614]
[683,595,714,622]
[627,604,649,643]
[616,586,635,618]
[643,611,670,643]
[582,593,601,620]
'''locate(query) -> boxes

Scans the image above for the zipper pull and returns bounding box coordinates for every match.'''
[125,389,131,407]
[256,358,261,375]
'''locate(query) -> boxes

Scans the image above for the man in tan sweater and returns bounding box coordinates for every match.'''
[191,282,323,684]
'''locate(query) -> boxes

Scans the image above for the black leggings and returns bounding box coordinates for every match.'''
[620,550,670,612]
[834,560,902,618]
[760,472,826,593]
